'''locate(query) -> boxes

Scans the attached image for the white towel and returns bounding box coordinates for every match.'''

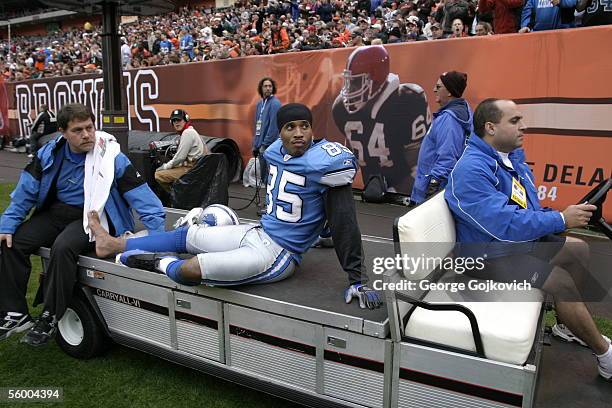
[83,131,121,241]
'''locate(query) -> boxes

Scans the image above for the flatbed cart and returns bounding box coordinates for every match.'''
[37,180,611,408]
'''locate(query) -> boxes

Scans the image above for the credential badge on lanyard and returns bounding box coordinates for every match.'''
[511,177,527,209]
[255,99,267,137]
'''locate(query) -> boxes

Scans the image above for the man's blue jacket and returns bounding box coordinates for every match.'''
[444,134,565,245]
[0,135,165,236]
[253,95,282,150]
[412,98,473,204]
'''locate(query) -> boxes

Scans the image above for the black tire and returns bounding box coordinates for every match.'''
[56,294,111,359]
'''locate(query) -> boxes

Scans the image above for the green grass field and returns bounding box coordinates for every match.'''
[0,182,610,408]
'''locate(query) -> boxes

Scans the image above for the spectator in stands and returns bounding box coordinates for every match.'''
[444,98,612,381]
[334,20,351,45]
[121,37,132,67]
[302,27,326,50]
[423,15,435,39]
[478,0,522,33]
[179,28,195,60]
[449,18,469,37]
[429,22,445,39]
[269,20,290,53]
[0,103,165,346]
[351,33,365,46]
[406,16,428,40]
[388,26,403,43]
[319,0,336,23]
[252,77,282,214]
[412,71,472,204]
[475,21,494,35]
[27,105,57,158]
[155,109,208,192]
[519,0,577,32]
[439,0,472,34]
[159,33,173,54]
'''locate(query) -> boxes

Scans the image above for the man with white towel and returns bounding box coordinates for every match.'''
[0,103,165,347]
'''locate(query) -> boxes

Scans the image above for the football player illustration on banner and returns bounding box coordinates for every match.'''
[332,45,431,194]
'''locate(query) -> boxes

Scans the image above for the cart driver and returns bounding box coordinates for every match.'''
[445,98,612,380]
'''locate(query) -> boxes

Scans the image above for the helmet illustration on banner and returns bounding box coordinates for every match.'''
[341,46,390,114]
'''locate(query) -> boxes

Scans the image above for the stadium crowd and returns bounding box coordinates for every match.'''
[0,0,609,81]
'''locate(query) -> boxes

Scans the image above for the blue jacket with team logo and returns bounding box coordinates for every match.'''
[444,134,565,245]
[0,135,165,236]
[412,98,473,204]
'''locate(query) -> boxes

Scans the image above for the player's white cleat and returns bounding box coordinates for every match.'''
[598,359,612,381]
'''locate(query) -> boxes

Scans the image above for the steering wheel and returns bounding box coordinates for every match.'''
[577,178,612,240]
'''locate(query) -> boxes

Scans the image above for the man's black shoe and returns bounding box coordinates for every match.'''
[20,311,55,347]
[0,312,33,341]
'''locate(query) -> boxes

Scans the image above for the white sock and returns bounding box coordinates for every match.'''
[597,344,612,368]
[7,312,24,318]
[157,257,179,275]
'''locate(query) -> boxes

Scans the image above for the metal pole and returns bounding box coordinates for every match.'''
[101,2,122,111]
[100,1,129,153]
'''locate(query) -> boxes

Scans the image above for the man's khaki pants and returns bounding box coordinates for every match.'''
[155,163,193,192]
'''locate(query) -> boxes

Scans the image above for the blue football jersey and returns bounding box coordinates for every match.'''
[261,138,357,260]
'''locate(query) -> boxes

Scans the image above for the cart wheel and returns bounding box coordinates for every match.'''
[56,294,111,359]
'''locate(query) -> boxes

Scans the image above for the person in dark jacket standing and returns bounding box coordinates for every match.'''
[252,77,282,214]
[412,71,472,204]
[0,103,165,347]
[27,104,57,158]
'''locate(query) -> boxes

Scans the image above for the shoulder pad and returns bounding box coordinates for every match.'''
[332,94,344,110]
[398,83,425,96]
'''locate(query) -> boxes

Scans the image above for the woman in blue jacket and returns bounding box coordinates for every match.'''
[412,71,472,204]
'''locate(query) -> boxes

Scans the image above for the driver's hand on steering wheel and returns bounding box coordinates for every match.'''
[562,204,597,229]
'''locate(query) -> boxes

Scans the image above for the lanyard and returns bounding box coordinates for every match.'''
[258,98,268,122]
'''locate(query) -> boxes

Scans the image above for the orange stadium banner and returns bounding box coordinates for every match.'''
[6,26,612,220]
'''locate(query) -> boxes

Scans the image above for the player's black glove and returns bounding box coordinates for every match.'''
[426,178,441,198]
[252,149,259,158]
[344,283,382,309]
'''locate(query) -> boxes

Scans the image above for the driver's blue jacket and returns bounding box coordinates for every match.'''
[444,134,565,246]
